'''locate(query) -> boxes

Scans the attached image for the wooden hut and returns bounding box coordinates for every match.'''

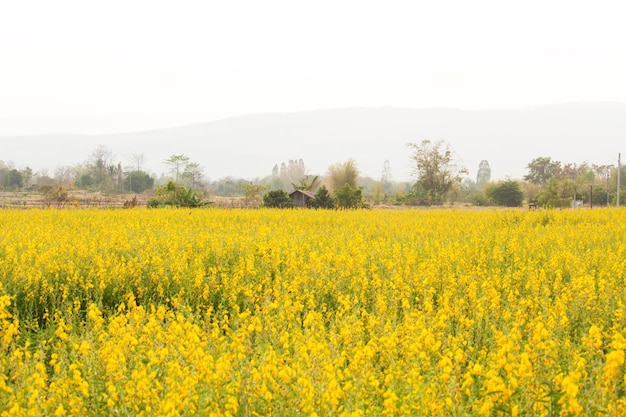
[289,190,315,208]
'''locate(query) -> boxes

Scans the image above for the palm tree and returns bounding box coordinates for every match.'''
[291,175,320,191]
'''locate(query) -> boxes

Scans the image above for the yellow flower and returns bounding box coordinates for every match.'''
[54,404,66,416]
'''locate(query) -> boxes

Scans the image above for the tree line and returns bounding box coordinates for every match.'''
[401,140,624,208]
[1,141,624,208]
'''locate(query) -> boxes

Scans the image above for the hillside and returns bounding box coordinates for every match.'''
[2,102,625,182]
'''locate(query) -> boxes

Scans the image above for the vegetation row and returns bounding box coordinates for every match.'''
[1,141,625,209]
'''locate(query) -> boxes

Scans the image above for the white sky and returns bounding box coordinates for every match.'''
[1,0,625,136]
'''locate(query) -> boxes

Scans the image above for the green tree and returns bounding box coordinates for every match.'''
[262,190,294,208]
[328,159,359,190]
[124,170,155,193]
[593,164,612,198]
[608,164,626,204]
[487,180,524,207]
[240,182,270,204]
[407,140,467,205]
[524,157,562,185]
[76,174,95,189]
[308,186,335,209]
[589,186,609,206]
[334,184,367,209]
[6,169,24,190]
[536,178,570,208]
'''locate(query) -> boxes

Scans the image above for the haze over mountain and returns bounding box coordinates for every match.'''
[2,102,625,183]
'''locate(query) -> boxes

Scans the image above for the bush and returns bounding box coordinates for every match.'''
[334,184,368,209]
[148,181,210,208]
[487,180,524,207]
[308,186,335,209]
[263,190,294,208]
[124,170,155,193]
[471,192,490,207]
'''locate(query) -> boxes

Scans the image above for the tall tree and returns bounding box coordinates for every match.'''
[163,154,190,182]
[593,164,612,184]
[6,169,23,190]
[523,156,562,185]
[182,162,204,189]
[407,140,467,205]
[107,164,117,192]
[380,160,393,197]
[22,167,33,189]
[54,166,74,188]
[381,160,392,184]
[130,153,146,171]
[328,159,359,190]
[0,162,7,190]
[89,145,114,190]
[279,159,306,184]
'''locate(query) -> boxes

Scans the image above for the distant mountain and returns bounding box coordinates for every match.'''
[2,102,625,182]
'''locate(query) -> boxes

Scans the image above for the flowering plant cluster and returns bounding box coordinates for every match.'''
[1,208,625,416]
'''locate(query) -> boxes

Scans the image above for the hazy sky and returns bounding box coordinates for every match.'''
[1,0,625,136]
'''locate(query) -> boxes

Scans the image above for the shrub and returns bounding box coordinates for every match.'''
[148,181,210,208]
[487,180,524,207]
[308,186,335,209]
[334,184,368,209]
[263,190,294,208]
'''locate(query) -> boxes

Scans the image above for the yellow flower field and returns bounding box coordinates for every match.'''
[1,208,625,416]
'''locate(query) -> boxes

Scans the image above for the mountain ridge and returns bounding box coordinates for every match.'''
[2,102,625,182]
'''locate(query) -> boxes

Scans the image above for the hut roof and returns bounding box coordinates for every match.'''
[289,190,315,199]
